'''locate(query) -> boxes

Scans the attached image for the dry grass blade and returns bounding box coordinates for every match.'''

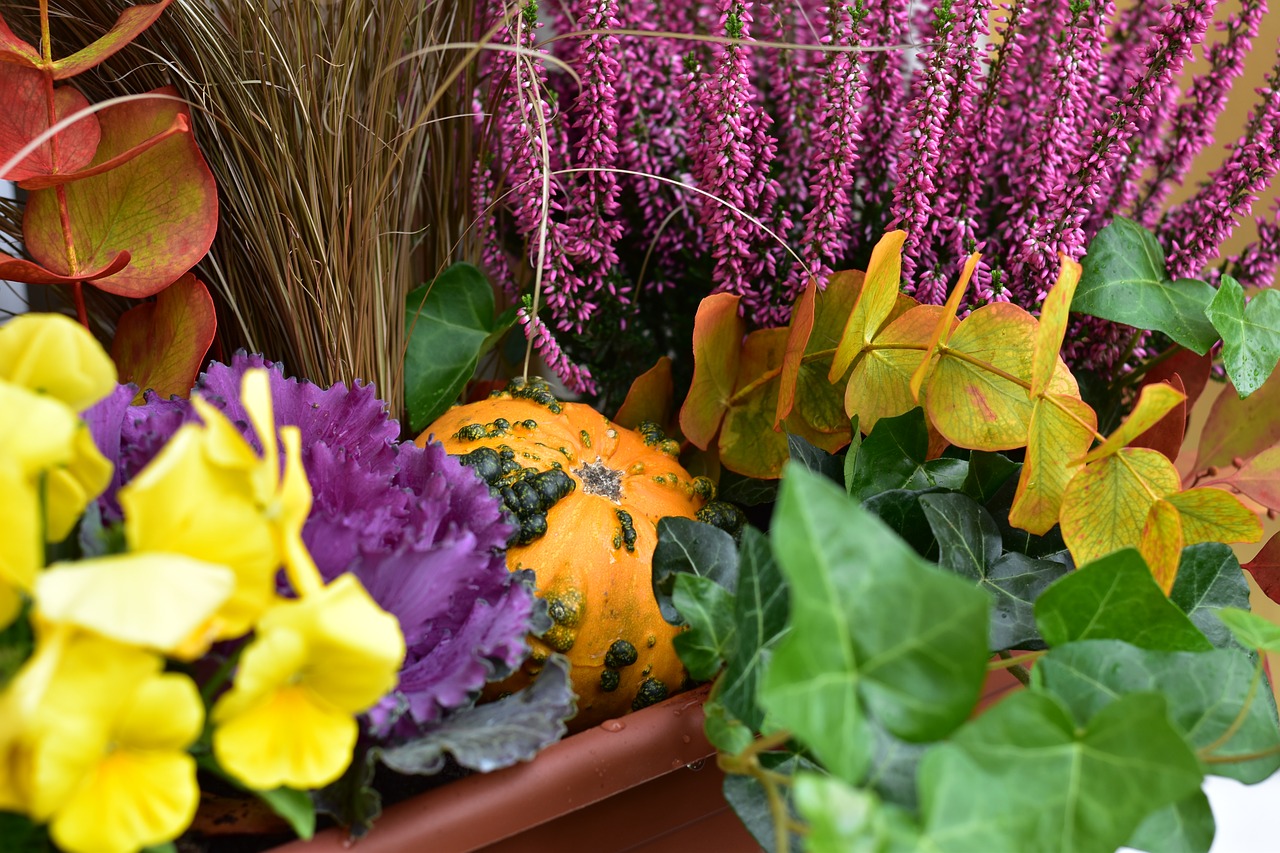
[8,0,482,413]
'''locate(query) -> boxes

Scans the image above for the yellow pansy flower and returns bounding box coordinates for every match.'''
[0,455,39,628]
[0,313,117,412]
[212,574,405,790]
[1,629,202,853]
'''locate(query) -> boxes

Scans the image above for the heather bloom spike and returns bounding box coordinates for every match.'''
[851,0,912,243]
[517,304,598,395]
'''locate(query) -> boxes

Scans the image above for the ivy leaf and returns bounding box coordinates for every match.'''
[845,408,968,503]
[1035,550,1213,652]
[1072,217,1219,354]
[717,526,790,729]
[1035,640,1280,783]
[253,787,316,840]
[110,273,216,401]
[830,230,908,380]
[24,87,217,299]
[918,692,1204,853]
[724,754,822,853]
[863,488,940,559]
[983,552,1071,650]
[671,574,736,680]
[794,773,922,853]
[702,698,755,754]
[1217,607,1280,653]
[613,355,673,431]
[313,746,380,839]
[377,654,574,776]
[681,292,745,450]
[1169,544,1252,649]
[1126,791,1215,853]
[1205,274,1280,396]
[961,451,1020,504]
[786,433,844,485]
[652,517,738,623]
[760,465,989,783]
[404,263,509,434]
[919,492,1001,579]
[716,471,779,507]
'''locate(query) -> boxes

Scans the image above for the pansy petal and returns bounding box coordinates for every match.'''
[0,457,40,604]
[0,381,77,475]
[213,684,356,790]
[299,576,405,713]
[37,554,235,654]
[43,424,113,542]
[49,750,198,853]
[114,673,203,753]
[188,394,260,473]
[0,314,116,411]
[211,626,308,722]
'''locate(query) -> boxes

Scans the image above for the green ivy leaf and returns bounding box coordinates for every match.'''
[702,698,755,754]
[1126,791,1215,853]
[717,526,790,729]
[403,263,511,434]
[845,408,967,503]
[919,492,1001,578]
[1072,217,1219,354]
[253,787,316,840]
[652,517,738,624]
[1169,544,1252,649]
[919,692,1203,853]
[313,746,381,839]
[1034,640,1280,784]
[794,773,922,853]
[786,432,844,486]
[672,574,736,680]
[1205,274,1280,396]
[1035,550,1213,651]
[723,753,821,853]
[862,488,941,558]
[760,465,989,783]
[1217,607,1280,652]
[961,451,1020,504]
[984,471,1069,558]
[0,812,51,852]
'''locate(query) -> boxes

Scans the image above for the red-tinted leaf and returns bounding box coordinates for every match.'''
[19,112,187,190]
[0,249,130,284]
[0,63,100,181]
[1196,377,1280,472]
[1223,445,1280,511]
[680,293,745,450]
[775,275,818,427]
[51,1,174,79]
[0,13,41,67]
[1141,345,1212,414]
[1129,375,1187,463]
[111,273,216,399]
[1244,532,1280,605]
[24,86,217,298]
[614,356,674,431]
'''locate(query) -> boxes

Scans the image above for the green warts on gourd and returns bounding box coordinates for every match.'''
[543,588,584,653]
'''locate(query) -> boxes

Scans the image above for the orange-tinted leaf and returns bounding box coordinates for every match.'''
[1140,345,1212,414]
[1139,499,1185,594]
[0,63,100,181]
[1196,376,1280,472]
[1244,532,1280,605]
[925,303,1037,450]
[775,275,818,427]
[19,112,188,190]
[1080,382,1186,465]
[51,1,174,79]
[1128,375,1186,463]
[110,273,216,400]
[910,252,979,401]
[614,356,674,431]
[846,304,942,433]
[0,249,130,285]
[720,329,790,477]
[1060,447,1182,568]
[781,271,866,432]
[23,86,217,298]
[1009,394,1097,535]
[1031,255,1082,397]
[1222,445,1280,511]
[1164,487,1263,546]
[829,230,908,381]
[680,293,745,450]
[0,13,41,66]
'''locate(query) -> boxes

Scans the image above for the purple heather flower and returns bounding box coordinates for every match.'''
[850,0,911,245]
[1135,0,1265,226]
[84,354,536,740]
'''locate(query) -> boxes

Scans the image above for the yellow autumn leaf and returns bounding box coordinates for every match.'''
[910,253,981,401]
[828,230,907,381]
[1139,498,1185,594]
[1164,487,1262,546]
[776,269,865,427]
[1009,394,1097,535]
[1060,447,1182,568]
[1079,382,1186,464]
[845,305,943,434]
[1031,255,1082,397]
[679,293,745,450]
[925,303,1037,450]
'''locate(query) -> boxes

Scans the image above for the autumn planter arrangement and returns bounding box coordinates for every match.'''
[4,0,1280,852]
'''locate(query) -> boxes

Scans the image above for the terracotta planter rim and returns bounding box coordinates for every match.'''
[270,682,717,853]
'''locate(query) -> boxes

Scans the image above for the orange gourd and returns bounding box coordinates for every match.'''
[416,379,714,729]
